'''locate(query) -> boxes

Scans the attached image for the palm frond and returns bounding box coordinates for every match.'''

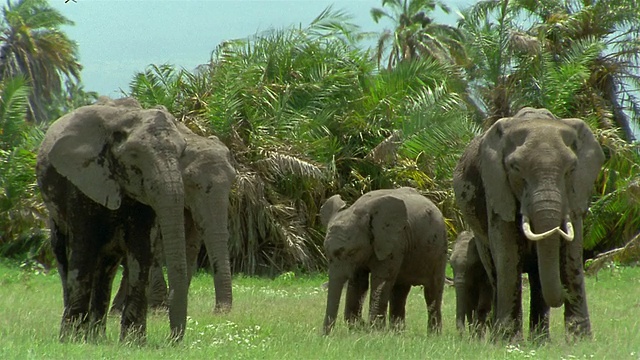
[255,152,325,181]
[0,76,30,149]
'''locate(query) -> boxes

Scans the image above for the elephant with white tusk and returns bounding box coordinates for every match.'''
[453,107,604,341]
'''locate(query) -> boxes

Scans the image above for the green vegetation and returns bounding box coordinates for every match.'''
[0,1,639,275]
[0,0,82,123]
[0,262,639,358]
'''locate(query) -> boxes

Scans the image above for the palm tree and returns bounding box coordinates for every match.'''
[0,0,82,123]
[371,0,464,69]
[459,0,640,133]
[0,75,48,262]
[534,0,640,142]
[127,7,474,273]
[458,0,640,258]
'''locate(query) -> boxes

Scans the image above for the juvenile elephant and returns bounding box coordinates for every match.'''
[453,107,604,341]
[321,187,447,335]
[36,97,235,342]
[450,231,492,336]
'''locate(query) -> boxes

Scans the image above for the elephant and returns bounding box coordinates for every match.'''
[110,224,170,313]
[453,107,604,341]
[450,231,492,336]
[320,187,447,335]
[36,97,235,342]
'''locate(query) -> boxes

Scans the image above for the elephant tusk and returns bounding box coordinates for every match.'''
[558,216,574,242]
[521,215,560,241]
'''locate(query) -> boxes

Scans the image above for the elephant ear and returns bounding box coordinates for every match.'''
[480,118,516,222]
[368,195,408,260]
[320,195,347,227]
[48,108,122,210]
[562,118,605,213]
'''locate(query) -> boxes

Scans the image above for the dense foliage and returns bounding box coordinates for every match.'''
[1,1,640,273]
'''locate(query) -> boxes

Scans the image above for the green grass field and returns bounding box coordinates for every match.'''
[0,262,638,359]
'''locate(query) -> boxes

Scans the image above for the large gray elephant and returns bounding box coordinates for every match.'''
[320,187,447,335]
[36,97,235,342]
[450,231,492,336]
[453,107,604,341]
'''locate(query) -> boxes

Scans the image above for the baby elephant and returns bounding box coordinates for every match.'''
[450,231,493,336]
[321,187,447,335]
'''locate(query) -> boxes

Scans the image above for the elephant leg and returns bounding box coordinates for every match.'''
[60,219,107,342]
[184,212,201,285]
[120,254,150,342]
[527,268,550,342]
[120,206,154,343]
[368,274,394,328]
[476,283,493,337]
[389,283,411,329]
[51,222,70,309]
[561,219,591,339]
[490,221,523,341]
[147,222,168,310]
[424,273,444,333]
[89,253,121,340]
[466,282,480,334]
[344,268,368,326]
[148,262,168,310]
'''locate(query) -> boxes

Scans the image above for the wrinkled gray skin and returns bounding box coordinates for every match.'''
[110,225,168,312]
[453,108,604,341]
[321,187,447,335]
[36,97,235,342]
[111,124,236,315]
[450,231,492,336]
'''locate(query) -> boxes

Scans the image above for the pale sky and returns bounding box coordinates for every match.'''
[51,0,473,97]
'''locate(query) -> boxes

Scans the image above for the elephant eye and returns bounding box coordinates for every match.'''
[508,162,521,173]
[112,131,128,144]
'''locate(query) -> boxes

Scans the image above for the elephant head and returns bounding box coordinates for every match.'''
[479,107,604,307]
[39,99,190,340]
[320,192,408,334]
[177,122,236,312]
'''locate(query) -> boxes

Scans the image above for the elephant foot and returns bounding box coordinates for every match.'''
[346,317,365,330]
[150,301,170,314]
[86,324,108,344]
[565,317,592,342]
[369,315,387,330]
[491,322,523,344]
[427,316,442,334]
[109,305,123,316]
[120,324,147,345]
[59,315,91,343]
[214,302,232,314]
[469,322,487,338]
[390,319,407,332]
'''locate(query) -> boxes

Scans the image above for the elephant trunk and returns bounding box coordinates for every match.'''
[324,268,348,335]
[528,195,564,308]
[154,168,188,341]
[453,275,468,332]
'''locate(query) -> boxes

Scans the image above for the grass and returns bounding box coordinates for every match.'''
[0,262,639,359]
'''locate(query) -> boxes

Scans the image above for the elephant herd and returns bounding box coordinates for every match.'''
[35,99,604,344]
